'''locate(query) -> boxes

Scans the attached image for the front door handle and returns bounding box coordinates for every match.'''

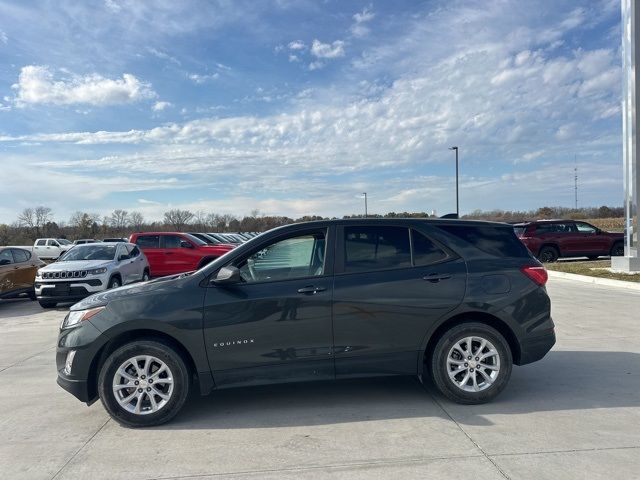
[423,273,452,283]
[297,286,326,295]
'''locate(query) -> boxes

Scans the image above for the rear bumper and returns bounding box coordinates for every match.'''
[518,327,556,365]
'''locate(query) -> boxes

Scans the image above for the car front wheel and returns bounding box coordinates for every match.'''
[430,323,512,404]
[98,340,190,427]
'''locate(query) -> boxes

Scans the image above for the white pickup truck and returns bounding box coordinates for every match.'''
[33,238,73,259]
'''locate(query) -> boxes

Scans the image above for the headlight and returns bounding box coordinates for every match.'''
[61,306,105,329]
[87,267,107,275]
[36,269,42,278]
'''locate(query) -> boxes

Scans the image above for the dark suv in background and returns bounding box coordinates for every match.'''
[514,220,624,262]
[57,219,555,427]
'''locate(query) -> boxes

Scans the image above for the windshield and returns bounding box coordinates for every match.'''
[59,244,116,261]
[183,233,207,246]
[57,239,72,245]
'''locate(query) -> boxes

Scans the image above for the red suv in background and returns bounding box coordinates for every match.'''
[513,220,624,262]
[128,232,235,277]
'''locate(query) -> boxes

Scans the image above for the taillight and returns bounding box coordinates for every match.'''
[520,265,548,287]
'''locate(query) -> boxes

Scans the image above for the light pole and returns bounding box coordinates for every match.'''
[449,146,459,217]
[362,192,368,217]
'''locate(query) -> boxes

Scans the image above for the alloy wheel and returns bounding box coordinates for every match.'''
[446,336,501,393]
[112,355,174,415]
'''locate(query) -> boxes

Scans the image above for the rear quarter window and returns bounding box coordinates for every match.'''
[135,235,160,248]
[437,225,531,258]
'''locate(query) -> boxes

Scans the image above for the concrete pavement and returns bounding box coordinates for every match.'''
[0,278,638,479]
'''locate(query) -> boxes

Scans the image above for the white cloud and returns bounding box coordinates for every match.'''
[288,40,306,50]
[12,65,156,107]
[351,7,375,37]
[0,30,7,44]
[187,72,219,84]
[152,101,172,111]
[310,39,345,59]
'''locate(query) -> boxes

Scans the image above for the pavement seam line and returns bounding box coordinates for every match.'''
[418,379,512,480]
[489,445,640,458]
[0,345,56,373]
[50,417,111,480]
[145,453,489,480]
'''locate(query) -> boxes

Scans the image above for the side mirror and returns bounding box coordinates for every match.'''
[180,241,193,249]
[212,266,241,285]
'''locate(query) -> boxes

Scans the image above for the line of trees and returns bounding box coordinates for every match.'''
[0,205,624,246]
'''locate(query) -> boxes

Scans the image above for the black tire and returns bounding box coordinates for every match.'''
[587,256,599,261]
[197,257,217,269]
[537,245,559,263]
[141,270,150,282]
[430,322,512,405]
[610,242,624,257]
[98,340,190,428]
[28,290,37,301]
[107,276,121,289]
[38,300,57,308]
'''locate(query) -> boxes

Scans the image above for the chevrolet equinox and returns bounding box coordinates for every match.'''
[56,219,555,427]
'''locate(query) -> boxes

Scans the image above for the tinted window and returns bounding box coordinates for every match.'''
[536,223,576,233]
[11,249,30,263]
[135,235,160,248]
[47,239,59,246]
[183,233,206,245]
[0,249,13,264]
[163,235,184,249]
[344,226,411,273]
[411,230,448,266]
[238,232,326,283]
[126,245,141,257]
[36,239,46,246]
[437,225,531,258]
[513,226,526,237]
[58,239,72,245]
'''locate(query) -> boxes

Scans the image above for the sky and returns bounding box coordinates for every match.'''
[0,0,625,224]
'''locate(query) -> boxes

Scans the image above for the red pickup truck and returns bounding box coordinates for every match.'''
[513,220,624,262]
[128,232,235,277]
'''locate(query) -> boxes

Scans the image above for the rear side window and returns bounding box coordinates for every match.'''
[437,225,531,258]
[344,226,411,273]
[11,249,30,263]
[135,235,160,248]
[411,230,449,265]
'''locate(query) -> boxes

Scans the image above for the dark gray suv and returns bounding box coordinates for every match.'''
[56,219,555,427]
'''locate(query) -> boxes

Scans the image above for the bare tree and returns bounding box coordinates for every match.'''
[110,209,130,233]
[69,211,95,238]
[17,208,35,229]
[34,206,53,232]
[130,211,144,231]
[163,209,194,231]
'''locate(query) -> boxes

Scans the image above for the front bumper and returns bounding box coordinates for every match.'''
[36,276,106,302]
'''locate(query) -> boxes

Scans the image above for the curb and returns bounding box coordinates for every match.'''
[547,270,640,291]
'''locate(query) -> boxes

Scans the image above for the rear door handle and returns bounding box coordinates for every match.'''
[297,286,326,295]
[423,274,452,283]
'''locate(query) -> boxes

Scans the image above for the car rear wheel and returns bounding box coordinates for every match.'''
[538,246,559,263]
[430,323,512,404]
[610,242,624,257]
[38,300,57,308]
[98,340,190,427]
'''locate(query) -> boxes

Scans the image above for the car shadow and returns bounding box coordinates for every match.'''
[158,350,640,430]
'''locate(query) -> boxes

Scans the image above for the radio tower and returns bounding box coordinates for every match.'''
[574,156,578,210]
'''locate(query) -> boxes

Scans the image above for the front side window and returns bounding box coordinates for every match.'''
[36,239,46,246]
[127,245,141,257]
[135,235,160,249]
[163,235,185,249]
[238,231,326,283]
[11,249,30,263]
[344,226,411,273]
[47,240,59,247]
[576,222,597,234]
